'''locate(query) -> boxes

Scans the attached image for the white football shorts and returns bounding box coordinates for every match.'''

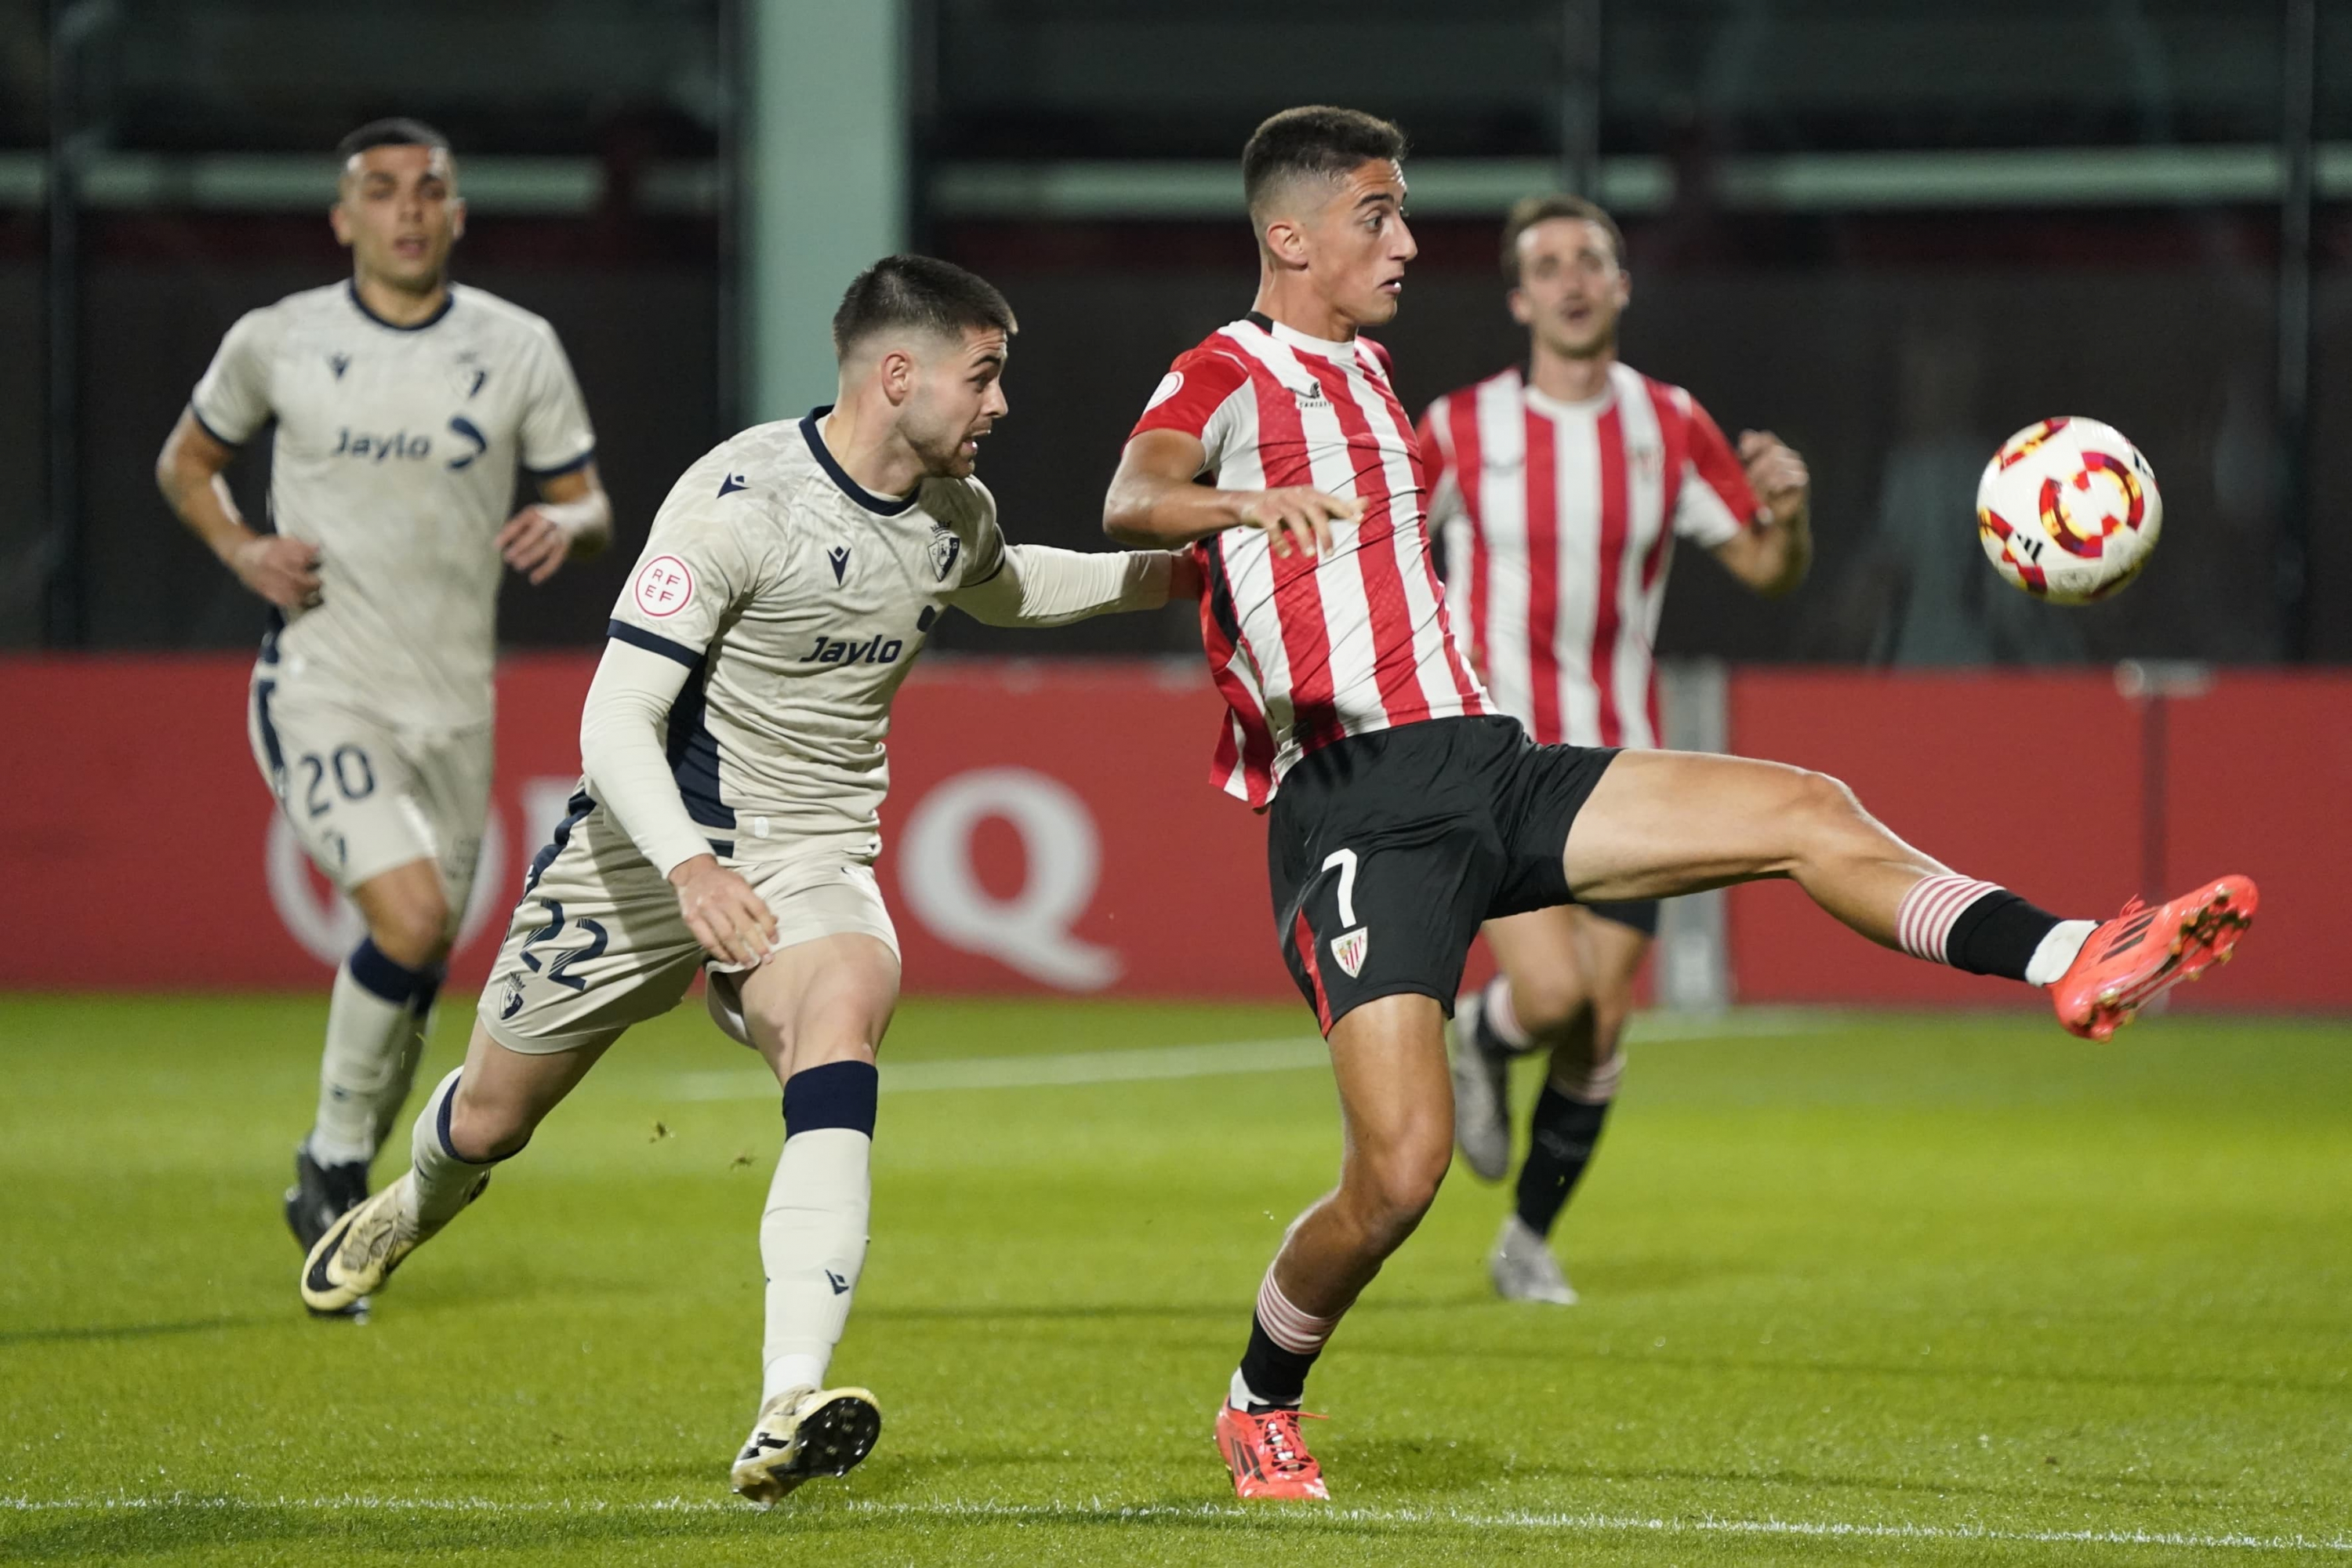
[247,673,492,926]
[478,800,898,1056]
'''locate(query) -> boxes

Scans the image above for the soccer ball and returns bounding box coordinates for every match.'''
[1975,417,2162,604]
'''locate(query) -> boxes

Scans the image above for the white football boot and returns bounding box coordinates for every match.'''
[299,1168,485,1315]
[1488,1214,1578,1305]
[730,1385,883,1508]
[1448,990,1514,1182]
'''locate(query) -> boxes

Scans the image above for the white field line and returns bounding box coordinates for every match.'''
[2,1494,2344,1552]
[663,1009,1824,1102]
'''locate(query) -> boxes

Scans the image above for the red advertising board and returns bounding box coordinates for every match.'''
[0,654,1294,999]
[2,655,2343,1010]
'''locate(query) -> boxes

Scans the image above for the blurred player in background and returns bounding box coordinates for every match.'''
[1418,195,1810,1306]
[296,256,1198,1506]
[1103,104,2256,1503]
[154,118,611,1282]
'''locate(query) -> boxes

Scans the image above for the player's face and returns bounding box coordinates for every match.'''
[902,327,1011,479]
[1509,218,1628,360]
[1299,160,1417,328]
[332,145,464,293]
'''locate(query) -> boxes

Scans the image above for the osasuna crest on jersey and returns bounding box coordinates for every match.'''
[1330,926,1369,978]
[928,523,960,582]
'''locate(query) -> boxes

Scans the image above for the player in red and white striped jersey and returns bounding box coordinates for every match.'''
[1102,107,2256,1505]
[1124,292,1484,806]
[1417,195,1813,1306]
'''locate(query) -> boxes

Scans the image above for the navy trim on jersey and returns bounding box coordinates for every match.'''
[187,402,247,450]
[801,407,919,516]
[346,278,455,333]
[260,608,284,665]
[665,658,736,830]
[707,838,735,857]
[524,446,597,481]
[606,618,702,668]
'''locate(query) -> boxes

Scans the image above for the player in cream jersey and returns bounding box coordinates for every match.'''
[300,256,1196,1507]
[587,408,1022,860]
[157,118,610,1281]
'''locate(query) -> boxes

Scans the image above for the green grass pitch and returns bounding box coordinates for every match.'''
[2,993,2347,1565]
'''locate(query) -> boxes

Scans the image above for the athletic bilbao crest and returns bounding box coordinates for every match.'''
[928,524,961,583]
[1330,926,1369,978]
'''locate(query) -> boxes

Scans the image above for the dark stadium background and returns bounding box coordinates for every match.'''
[3,1,2344,663]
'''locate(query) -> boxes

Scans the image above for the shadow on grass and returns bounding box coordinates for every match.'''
[1,1497,2306,1567]
[0,1316,275,1348]
[0,1497,1514,1563]
[1347,1337,2351,1400]
[857,1294,1493,1327]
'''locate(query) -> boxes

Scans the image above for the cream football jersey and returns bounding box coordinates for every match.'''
[603,411,1011,851]
[190,281,596,728]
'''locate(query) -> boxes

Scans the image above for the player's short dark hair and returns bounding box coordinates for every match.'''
[1501,194,1626,281]
[1242,106,1408,224]
[830,255,1018,362]
[336,118,452,163]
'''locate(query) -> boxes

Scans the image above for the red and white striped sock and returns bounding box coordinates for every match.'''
[1255,1269,1340,1356]
[1895,874,2002,965]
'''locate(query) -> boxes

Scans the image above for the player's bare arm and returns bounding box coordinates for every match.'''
[154,408,322,609]
[1710,430,1813,597]
[1102,429,1360,559]
[497,463,613,585]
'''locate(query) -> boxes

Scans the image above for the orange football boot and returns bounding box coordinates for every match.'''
[1215,1403,1330,1501]
[2050,875,2258,1040]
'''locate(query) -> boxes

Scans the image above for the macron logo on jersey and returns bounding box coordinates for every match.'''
[717,473,748,498]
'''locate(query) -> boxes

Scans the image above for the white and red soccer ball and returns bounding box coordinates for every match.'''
[1976,416,2162,604]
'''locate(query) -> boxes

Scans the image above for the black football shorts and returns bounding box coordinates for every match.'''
[1266,715,1622,1032]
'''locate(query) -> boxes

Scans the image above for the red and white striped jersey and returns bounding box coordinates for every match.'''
[1131,314,1488,807]
[1418,362,1759,750]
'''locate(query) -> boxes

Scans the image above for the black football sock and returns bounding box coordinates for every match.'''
[1514,1085,1612,1238]
[1945,891,2065,981]
[1236,1316,1319,1410]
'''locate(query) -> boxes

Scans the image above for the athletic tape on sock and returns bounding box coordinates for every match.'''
[782,1059,879,1138]
[1894,874,2001,965]
[347,938,434,1006]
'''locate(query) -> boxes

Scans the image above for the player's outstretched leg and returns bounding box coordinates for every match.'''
[720,934,896,1509]
[1563,751,2257,1040]
[288,858,452,1257]
[299,1022,600,1314]
[1218,994,1451,1501]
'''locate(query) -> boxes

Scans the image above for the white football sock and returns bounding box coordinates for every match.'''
[308,942,430,1166]
[2025,920,2100,986]
[407,1066,496,1230]
[760,1127,872,1405]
